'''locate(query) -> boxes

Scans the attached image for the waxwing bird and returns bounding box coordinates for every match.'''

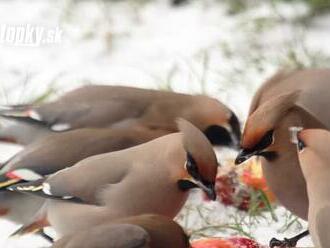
[292,128,330,248]
[234,69,330,248]
[0,85,241,148]
[235,69,330,221]
[0,125,169,224]
[52,214,190,248]
[9,119,218,237]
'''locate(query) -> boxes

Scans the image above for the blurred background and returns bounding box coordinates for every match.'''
[1,0,330,247]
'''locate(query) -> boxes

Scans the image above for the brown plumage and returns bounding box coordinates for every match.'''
[52,214,190,248]
[9,119,218,237]
[235,68,330,220]
[0,85,241,148]
[295,129,330,248]
[0,125,169,224]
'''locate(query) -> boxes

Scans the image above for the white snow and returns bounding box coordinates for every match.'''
[0,0,329,247]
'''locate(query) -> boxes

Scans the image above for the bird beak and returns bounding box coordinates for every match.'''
[190,177,216,201]
[198,181,216,200]
[181,176,216,201]
[235,148,259,165]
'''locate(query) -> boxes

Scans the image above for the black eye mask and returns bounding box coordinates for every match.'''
[253,129,274,151]
[185,153,215,185]
[177,179,197,191]
[204,125,232,146]
[186,153,199,179]
[258,151,278,161]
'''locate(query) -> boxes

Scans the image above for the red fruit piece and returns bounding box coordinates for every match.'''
[227,237,261,248]
[216,171,252,211]
[191,238,233,248]
[216,171,239,203]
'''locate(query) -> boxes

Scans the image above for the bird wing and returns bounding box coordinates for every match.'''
[0,168,43,189]
[8,152,130,204]
[8,178,83,203]
[0,128,146,192]
[1,99,149,132]
[0,102,91,131]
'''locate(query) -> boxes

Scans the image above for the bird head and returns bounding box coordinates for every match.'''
[188,95,241,150]
[291,127,330,179]
[176,118,219,201]
[235,91,300,165]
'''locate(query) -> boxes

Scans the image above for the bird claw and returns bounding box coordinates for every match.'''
[269,237,297,247]
[269,230,309,247]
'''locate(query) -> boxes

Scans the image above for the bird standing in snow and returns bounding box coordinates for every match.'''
[9,119,219,238]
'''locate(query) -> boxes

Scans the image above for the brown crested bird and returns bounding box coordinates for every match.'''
[0,85,241,148]
[52,214,190,248]
[9,119,218,237]
[293,128,330,248]
[0,125,169,225]
[235,69,330,220]
[234,69,330,247]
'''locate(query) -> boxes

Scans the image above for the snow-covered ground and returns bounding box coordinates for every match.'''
[0,0,329,247]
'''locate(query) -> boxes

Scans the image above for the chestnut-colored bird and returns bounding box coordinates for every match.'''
[0,125,169,224]
[9,119,218,237]
[52,214,190,248]
[0,85,241,147]
[235,69,330,221]
[293,128,330,248]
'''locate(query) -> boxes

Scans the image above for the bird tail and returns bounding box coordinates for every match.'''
[10,202,49,237]
[0,104,32,112]
[11,217,49,237]
[0,104,47,127]
[0,135,17,144]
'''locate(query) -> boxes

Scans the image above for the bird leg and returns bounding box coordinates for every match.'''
[269,230,309,247]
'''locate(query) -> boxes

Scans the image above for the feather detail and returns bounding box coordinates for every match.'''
[0,111,48,127]
[0,169,43,189]
[8,179,83,203]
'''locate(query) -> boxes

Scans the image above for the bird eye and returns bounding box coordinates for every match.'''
[297,139,305,151]
[186,153,199,178]
[254,130,274,151]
